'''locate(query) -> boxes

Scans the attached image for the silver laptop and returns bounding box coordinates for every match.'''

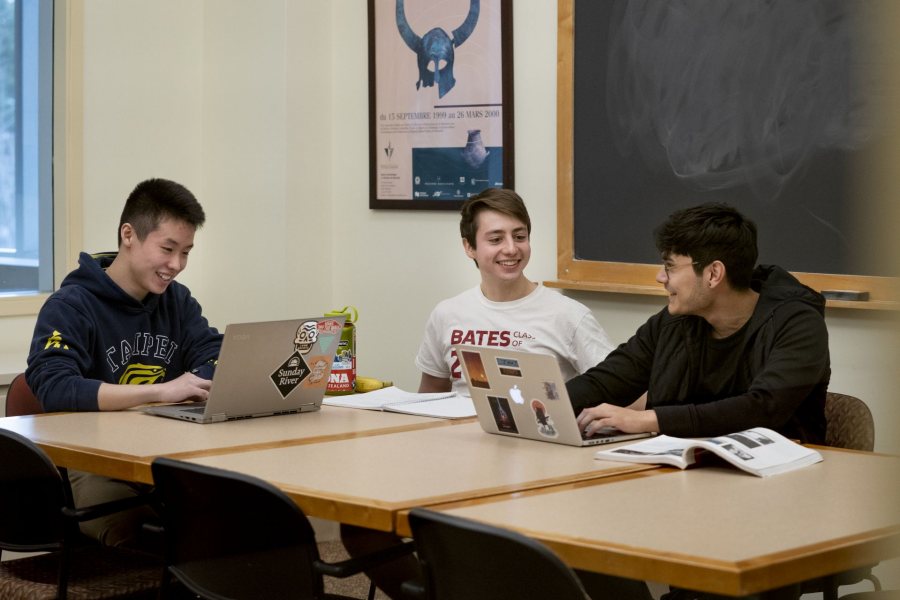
[454,344,654,447]
[145,316,345,424]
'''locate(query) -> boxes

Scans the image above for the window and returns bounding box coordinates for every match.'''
[0,0,53,296]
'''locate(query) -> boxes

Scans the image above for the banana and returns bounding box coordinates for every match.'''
[356,376,393,393]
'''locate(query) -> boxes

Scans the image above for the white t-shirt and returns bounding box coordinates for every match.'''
[416,284,615,397]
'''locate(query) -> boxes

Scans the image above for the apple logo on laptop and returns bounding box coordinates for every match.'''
[509,385,525,405]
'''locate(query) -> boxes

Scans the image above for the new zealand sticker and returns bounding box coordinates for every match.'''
[270,352,311,398]
[317,319,342,352]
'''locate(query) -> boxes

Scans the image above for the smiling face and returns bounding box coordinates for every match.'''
[656,253,711,316]
[464,209,531,289]
[114,217,196,301]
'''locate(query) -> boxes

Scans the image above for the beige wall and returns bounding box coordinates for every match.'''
[0,0,897,451]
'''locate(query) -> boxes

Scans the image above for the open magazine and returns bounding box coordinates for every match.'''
[594,427,823,477]
[323,386,475,419]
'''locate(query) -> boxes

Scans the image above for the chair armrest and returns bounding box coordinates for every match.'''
[142,522,164,537]
[313,539,416,579]
[62,492,153,522]
[400,579,426,599]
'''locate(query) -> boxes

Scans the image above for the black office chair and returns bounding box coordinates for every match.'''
[0,428,160,599]
[150,457,414,600]
[403,507,590,600]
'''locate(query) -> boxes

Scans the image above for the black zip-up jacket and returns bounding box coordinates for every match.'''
[566,265,829,444]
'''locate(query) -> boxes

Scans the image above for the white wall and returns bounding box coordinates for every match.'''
[81,1,204,251]
[0,0,897,452]
[81,0,334,324]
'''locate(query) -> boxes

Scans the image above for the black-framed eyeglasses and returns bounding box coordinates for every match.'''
[662,261,701,276]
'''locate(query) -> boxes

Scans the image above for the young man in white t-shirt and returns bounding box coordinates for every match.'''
[342,189,625,600]
[416,187,615,395]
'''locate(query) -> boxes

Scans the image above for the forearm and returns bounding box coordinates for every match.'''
[654,386,814,438]
[97,372,212,411]
[624,392,648,411]
[624,408,659,433]
[418,372,452,393]
[97,383,164,411]
[27,365,102,412]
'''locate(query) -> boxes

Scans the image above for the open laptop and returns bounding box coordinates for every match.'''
[454,344,654,447]
[144,316,345,423]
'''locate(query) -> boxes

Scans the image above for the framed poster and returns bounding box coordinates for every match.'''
[369,0,514,210]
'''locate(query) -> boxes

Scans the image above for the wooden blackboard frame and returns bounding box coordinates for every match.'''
[550,0,898,310]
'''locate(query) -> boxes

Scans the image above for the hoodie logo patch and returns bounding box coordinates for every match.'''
[44,330,70,350]
[119,363,166,385]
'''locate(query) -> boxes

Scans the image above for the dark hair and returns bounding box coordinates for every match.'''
[654,203,758,290]
[459,188,531,249]
[117,178,206,246]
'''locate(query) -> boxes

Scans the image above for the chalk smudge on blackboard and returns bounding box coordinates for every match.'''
[604,0,880,205]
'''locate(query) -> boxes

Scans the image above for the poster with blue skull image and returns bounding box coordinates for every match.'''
[371,0,512,208]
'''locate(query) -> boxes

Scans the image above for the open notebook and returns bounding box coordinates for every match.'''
[324,387,475,419]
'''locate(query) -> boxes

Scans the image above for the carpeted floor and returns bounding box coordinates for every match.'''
[319,540,391,599]
[2,543,390,599]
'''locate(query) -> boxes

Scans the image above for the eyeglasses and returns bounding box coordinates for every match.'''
[661,261,701,276]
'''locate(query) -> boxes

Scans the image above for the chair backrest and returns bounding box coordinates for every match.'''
[151,457,324,600]
[825,392,875,451]
[0,428,68,552]
[5,373,44,417]
[407,508,589,600]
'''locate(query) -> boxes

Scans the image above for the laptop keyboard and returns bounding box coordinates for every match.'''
[582,427,620,440]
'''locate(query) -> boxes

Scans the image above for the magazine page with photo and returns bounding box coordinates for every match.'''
[595,427,823,477]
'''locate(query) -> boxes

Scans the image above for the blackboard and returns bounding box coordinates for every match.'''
[554,0,898,308]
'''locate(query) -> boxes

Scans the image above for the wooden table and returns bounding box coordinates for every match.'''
[7,408,895,597]
[407,447,900,597]
[0,405,453,483]
[183,421,657,531]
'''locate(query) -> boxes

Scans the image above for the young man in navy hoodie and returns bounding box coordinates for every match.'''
[26,177,222,549]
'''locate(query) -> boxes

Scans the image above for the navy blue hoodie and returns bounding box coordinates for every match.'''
[26,252,222,412]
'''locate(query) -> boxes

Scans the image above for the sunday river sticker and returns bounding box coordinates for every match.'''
[270,353,311,398]
[269,321,320,398]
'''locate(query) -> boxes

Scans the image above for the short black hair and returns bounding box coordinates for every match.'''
[654,203,758,290]
[118,178,206,246]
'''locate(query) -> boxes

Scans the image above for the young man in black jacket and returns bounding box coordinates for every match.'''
[570,202,828,445]
[569,202,828,600]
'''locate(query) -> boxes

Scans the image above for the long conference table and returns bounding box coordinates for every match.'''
[1,406,899,598]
